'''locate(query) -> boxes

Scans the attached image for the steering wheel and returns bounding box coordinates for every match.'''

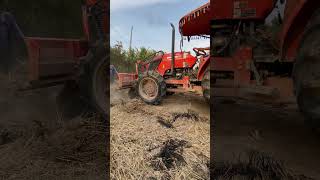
[193,48,207,56]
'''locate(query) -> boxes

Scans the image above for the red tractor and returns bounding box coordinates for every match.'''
[0,0,108,116]
[117,24,210,104]
[179,0,320,129]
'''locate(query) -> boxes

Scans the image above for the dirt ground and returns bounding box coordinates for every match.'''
[0,65,107,180]
[213,97,320,179]
[110,85,210,179]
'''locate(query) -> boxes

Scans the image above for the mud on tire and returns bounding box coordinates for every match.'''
[137,71,166,105]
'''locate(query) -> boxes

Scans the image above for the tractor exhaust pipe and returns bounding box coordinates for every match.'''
[169,23,175,76]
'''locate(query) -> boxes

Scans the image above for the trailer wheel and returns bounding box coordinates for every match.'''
[294,13,320,129]
[138,72,166,105]
[202,69,210,102]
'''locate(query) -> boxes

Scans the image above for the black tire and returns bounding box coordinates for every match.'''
[80,44,108,116]
[137,71,166,105]
[293,10,320,129]
[90,56,108,116]
[202,68,210,103]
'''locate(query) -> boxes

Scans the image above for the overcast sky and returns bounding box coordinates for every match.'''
[110,0,284,53]
[110,0,210,53]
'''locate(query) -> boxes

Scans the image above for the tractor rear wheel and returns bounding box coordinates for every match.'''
[293,11,320,129]
[137,72,166,105]
[202,69,210,102]
[90,56,108,116]
[79,44,108,116]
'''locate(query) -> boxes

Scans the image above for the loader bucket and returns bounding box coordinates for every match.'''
[0,12,26,74]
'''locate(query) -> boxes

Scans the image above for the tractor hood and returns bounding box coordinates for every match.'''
[179,2,211,37]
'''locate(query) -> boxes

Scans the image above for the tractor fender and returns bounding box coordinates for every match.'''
[280,0,320,61]
[197,56,210,81]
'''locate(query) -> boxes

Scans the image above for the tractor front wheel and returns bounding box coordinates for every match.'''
[137,72,166,105]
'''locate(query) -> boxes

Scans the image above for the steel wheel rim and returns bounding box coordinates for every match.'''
[139,77,159,101]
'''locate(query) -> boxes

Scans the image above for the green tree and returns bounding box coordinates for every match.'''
[110,41,157,73]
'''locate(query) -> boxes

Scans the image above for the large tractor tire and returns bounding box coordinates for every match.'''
[80,43,108,116]
[58,46,108,118]
[202,68,210,103]
[293,10,320,129]
[90,56,108,116]
[137,71,166,105]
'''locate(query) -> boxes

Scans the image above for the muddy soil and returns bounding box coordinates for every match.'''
[0,65,107,180]
[213,97,320,179]
[110,86,210,179]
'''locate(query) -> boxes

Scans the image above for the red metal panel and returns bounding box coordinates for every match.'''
[212,47,252,86]
[157,52,197,76]
[180,0,275,36]
[24,37,89,81]
[25,39,40,81]
[280,0,320,61]
[211,0,275,20]
[82,5,90,41]
[117,73,138,89]
[179,2,211,36]
[197,56,210,80]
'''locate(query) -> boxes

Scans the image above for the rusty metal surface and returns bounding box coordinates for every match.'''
[24,37,89,82]
[117,73,137,89]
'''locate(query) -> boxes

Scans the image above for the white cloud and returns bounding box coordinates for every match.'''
[111,0,176,11]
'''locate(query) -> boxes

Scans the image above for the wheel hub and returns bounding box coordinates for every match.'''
[142,79,156,97]
[139,77,159,101]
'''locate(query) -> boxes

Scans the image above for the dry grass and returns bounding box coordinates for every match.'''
[0,114,108,180]
[110,98,210,180]
[213,150,316,180]
[0,65,108,180]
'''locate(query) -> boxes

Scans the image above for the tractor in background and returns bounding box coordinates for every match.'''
[117,24,210,104]
[179,0,320,129]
